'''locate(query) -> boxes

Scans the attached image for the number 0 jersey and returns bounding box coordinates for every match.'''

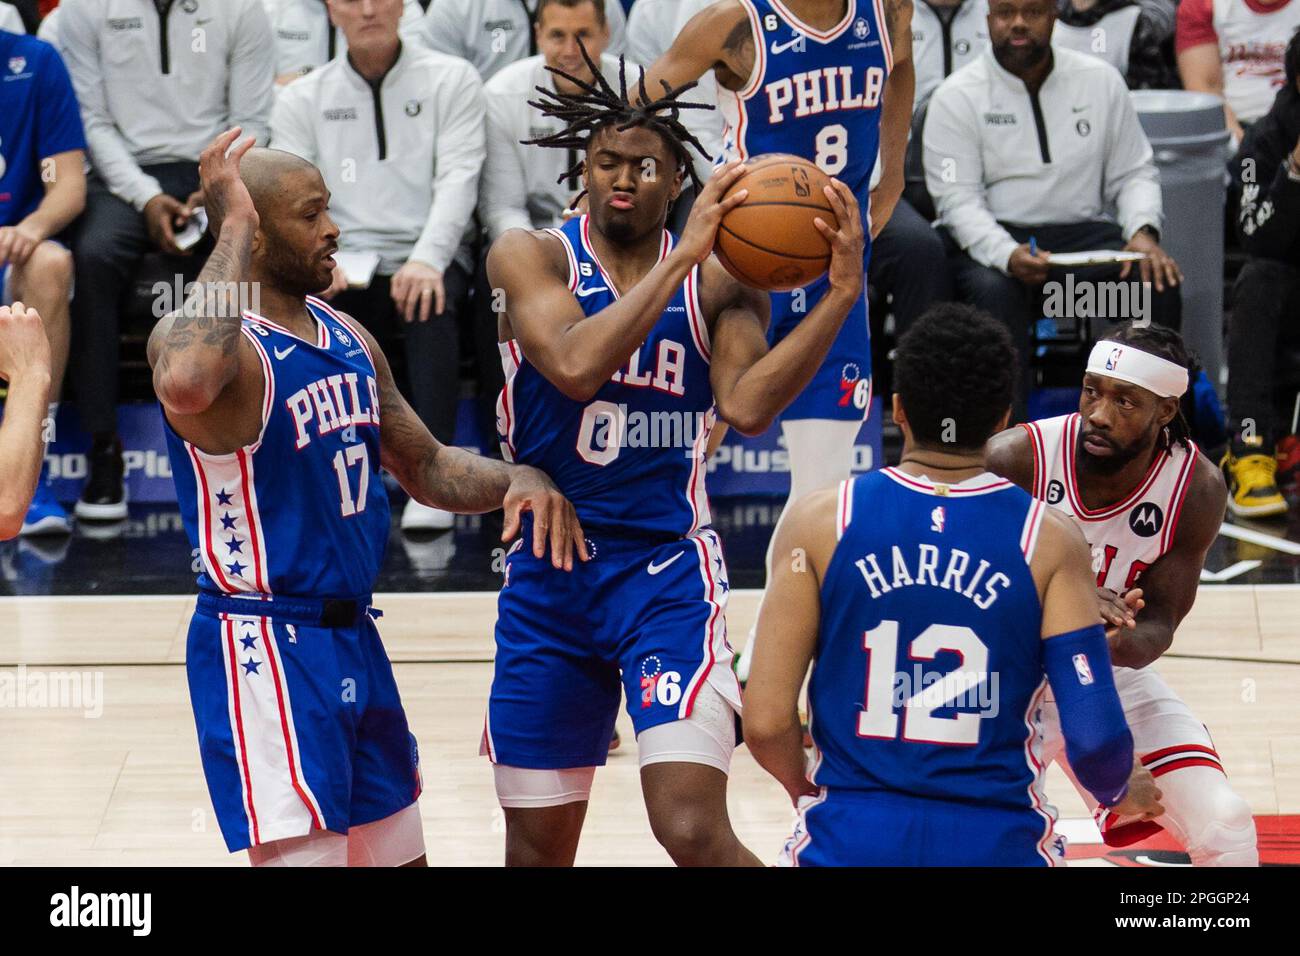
[717,0,891,207]
[496,215,716,539]
[1021,413,1199,593]
[162,297,390,599]
[809,469,1056,820]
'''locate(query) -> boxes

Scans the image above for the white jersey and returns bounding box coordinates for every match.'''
[1023,413,1199,592]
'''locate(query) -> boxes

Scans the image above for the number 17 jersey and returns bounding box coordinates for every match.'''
[717,0,891,207]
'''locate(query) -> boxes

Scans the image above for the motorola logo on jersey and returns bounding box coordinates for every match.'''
[1129,503,1164,537]
[1046,479,1065,504]
[764,65,886,123]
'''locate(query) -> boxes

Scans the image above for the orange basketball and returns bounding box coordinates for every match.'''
[714,154,836,291]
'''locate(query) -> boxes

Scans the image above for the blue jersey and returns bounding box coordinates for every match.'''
[497,215,715,538]
[717,0,890,208]
[809,468,1054,816]
[163,297,390,599]
[0,30,86,227]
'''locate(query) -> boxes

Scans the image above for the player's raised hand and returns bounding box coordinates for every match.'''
[0,301,51,384]
[501,465,590,571]
[1109,759,1164,822]
[677,161,750,266]
[815,179,865,298]
[199,128,259,235]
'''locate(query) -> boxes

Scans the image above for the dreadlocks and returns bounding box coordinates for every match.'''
[522,40,715,199]
[1107,322,1197,451]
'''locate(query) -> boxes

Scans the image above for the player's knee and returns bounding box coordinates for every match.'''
[1184,784,1257,867]
[19,242,74,295]
[648,805,731,865]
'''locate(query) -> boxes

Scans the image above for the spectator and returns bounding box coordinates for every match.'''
[60,0,274,520]
[0,303,51,540]
[914,0,990,109]
[272,0,485,532]
[0,26,86,535]
[420,0,626,81]
[264,0,427,87]
[1177,0,1300,144]
[924,0,1181,420]
[480,0,620,241]
[1055,0,1179,89]
[1224,29,1300,516]
[35,4,59,47]
[0,2,23,32]
[625,0,679,67]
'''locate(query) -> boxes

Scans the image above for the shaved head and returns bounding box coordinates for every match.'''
[240,148,322,220]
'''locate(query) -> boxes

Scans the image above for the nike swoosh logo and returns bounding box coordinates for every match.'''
[274,345,297,360]
[771,37,805,54]
[575,283,608,298]
[647,551,685,575]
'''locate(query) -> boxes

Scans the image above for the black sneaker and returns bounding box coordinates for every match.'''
[75,435,128,521]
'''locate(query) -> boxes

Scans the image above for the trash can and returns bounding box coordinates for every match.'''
[1130,90,1231,389]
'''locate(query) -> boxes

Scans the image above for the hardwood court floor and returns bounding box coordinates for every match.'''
[1,587,1296,866]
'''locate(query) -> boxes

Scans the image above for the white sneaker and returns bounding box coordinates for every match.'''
[400,499,455,532]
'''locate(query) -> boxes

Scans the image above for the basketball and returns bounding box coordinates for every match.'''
[714,154,837,291]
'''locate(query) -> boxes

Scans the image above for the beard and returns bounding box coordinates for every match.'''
[993,37,1051,74]
[1074,426,1150,476]
[262,238,333,298]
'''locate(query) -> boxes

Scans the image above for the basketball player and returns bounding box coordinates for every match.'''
[484,54,865,866]
[985,322,1259,867]
[745,305,1162,865]
[643,0,916,684]
[149,129,587,867]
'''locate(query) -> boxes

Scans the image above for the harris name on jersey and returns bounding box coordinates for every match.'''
[851,539,1014,611]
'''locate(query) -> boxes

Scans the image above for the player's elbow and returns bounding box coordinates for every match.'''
[551,364,605,403]
[717,401,772,437]
[153,364,224,417]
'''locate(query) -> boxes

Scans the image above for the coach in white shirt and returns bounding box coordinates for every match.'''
[264,0,427,86]
[60,0,274,518]
[272,0,485,532]
[924,0,1181,419]
[421,0,626,81]
[480,0,625,240]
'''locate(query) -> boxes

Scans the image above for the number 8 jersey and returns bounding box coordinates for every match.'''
[716,0,891,208]
[163,297,390,599]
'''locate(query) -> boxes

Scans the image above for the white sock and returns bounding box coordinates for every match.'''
[736,417,862,682]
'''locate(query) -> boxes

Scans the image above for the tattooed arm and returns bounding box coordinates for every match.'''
[642,0,753,96]
[336,312,588,570]
[148,129,258,417]
[870,0,915,238]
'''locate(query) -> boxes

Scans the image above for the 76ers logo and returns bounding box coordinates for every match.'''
[838,363,870,410]
[640,656,682,709]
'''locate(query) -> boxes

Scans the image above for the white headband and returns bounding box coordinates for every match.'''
[1085,340,1188,398]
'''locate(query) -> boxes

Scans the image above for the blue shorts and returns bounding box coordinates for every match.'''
[484,527,743,770]
[780,789,1066,867]
[186,593,421,853]
[769,274,870,422]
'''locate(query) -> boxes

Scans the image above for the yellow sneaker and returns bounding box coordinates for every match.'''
[1221,450,1288,518]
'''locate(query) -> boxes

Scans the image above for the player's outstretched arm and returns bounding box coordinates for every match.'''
[1108,456,1226,669]
[707,180,863,435]
[148,129,258,417]
[640,0,750,100]
[744,489,835,805]
[0,303,52,540]
[486,163,750,402]
[984,425,1037,494]
[869,0,915,238]
[338,314,588,571]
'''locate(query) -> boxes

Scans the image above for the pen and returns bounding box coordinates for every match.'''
[1029,235,1037,257]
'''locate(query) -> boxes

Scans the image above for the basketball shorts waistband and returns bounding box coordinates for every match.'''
[196,590,379,628]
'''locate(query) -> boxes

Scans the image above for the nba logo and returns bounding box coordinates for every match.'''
[930,506,945,533]
[1072,653,1094,685]
[853,17,870,39]
[1105,347,1122,371]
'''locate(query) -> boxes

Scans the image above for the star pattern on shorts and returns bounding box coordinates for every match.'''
[242,658,261,675]
[220,512,237,531]
[239,635,257,650]
[225,535,244,554]
[226,560,247,577]
[215,489,234,506]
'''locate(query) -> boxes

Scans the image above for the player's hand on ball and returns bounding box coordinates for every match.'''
[816,179,865,298]
[501,466,590,571]
[391,261,444,323]
[1111,759,1164,822]
[678,161,749,265]
[199,128,259,235]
